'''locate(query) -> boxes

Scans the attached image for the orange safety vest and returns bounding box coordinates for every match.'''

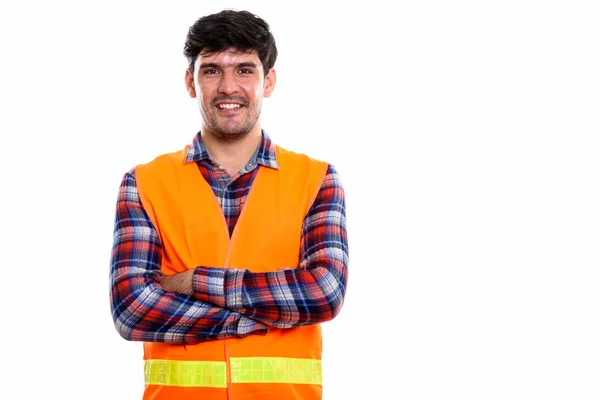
[136,144,329,400]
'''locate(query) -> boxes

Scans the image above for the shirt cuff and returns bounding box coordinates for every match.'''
[236,316,269,336]
[193,267,226,307]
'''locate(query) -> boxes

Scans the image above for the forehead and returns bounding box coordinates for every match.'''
[194,48,262,70]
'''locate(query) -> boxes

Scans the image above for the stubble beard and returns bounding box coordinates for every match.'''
[202,103,262,143]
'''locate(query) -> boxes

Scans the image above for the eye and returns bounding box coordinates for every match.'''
[203,69,219,75]
[238,68,253,74]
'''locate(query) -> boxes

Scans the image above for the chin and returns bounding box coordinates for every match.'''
[213,129,251,142]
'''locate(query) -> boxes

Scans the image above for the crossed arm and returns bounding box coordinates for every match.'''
[109,166,348,343]
[110,171,267,344]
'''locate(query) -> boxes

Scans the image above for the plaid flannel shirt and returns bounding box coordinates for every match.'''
[110,132,348,343]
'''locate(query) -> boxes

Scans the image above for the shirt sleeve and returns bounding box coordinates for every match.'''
[192,164,349,328]
[110,169,268,343]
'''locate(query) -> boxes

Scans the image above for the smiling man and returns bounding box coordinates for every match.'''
[110,9,349,400]
[189,49,274,142]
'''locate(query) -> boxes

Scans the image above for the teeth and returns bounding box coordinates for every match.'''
[217,104,241,109]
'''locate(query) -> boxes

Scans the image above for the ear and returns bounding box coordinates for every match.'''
[263,68,277,98]
[184,69,196,98]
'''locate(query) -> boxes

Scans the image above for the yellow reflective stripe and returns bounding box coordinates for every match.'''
[230,357,322,385]
[144,357,322,387]
[144,360,227,388]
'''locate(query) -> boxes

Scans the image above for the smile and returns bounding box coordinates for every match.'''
[217,103,242,109]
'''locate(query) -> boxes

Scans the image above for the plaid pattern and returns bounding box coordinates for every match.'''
[186,132,278,236]
[110,132,348,342]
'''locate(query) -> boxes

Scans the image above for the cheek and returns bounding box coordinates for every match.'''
[195,82,215,101]
[239,80,264,99]
[247,84,263,101]
[198,91,213,105]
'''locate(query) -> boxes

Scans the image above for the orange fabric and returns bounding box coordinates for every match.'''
[143,386,225,400]
[136,145,328,400]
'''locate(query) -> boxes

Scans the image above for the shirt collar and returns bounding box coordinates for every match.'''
[185,129,279,170]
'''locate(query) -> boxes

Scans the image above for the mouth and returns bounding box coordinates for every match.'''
[215,103,243,110]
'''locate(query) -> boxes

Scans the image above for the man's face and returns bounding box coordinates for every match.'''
[185,48,276,141]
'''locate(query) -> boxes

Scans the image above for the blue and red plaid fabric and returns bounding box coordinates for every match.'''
[110,132,348,343]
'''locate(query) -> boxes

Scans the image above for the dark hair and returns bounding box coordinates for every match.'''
[184,9,278,76]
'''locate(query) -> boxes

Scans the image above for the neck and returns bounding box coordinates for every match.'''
[201,128,262,174]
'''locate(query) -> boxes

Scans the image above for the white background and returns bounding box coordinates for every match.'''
[1,1,599,399]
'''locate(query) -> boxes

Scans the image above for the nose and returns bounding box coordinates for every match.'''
[218,69,238,95]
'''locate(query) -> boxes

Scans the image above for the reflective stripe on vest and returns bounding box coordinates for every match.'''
[145,360,227,388]
[145,357,322,387]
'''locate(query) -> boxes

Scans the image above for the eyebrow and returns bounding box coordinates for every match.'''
[199,62,259,70]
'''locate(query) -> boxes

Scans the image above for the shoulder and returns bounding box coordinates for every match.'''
[137,147,189,170]
[126,147,190,195]
[322,164,344,189]
[274,145,345,188]
[275,145,329,170]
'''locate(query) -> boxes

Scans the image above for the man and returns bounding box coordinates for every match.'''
[110,9,349,400]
